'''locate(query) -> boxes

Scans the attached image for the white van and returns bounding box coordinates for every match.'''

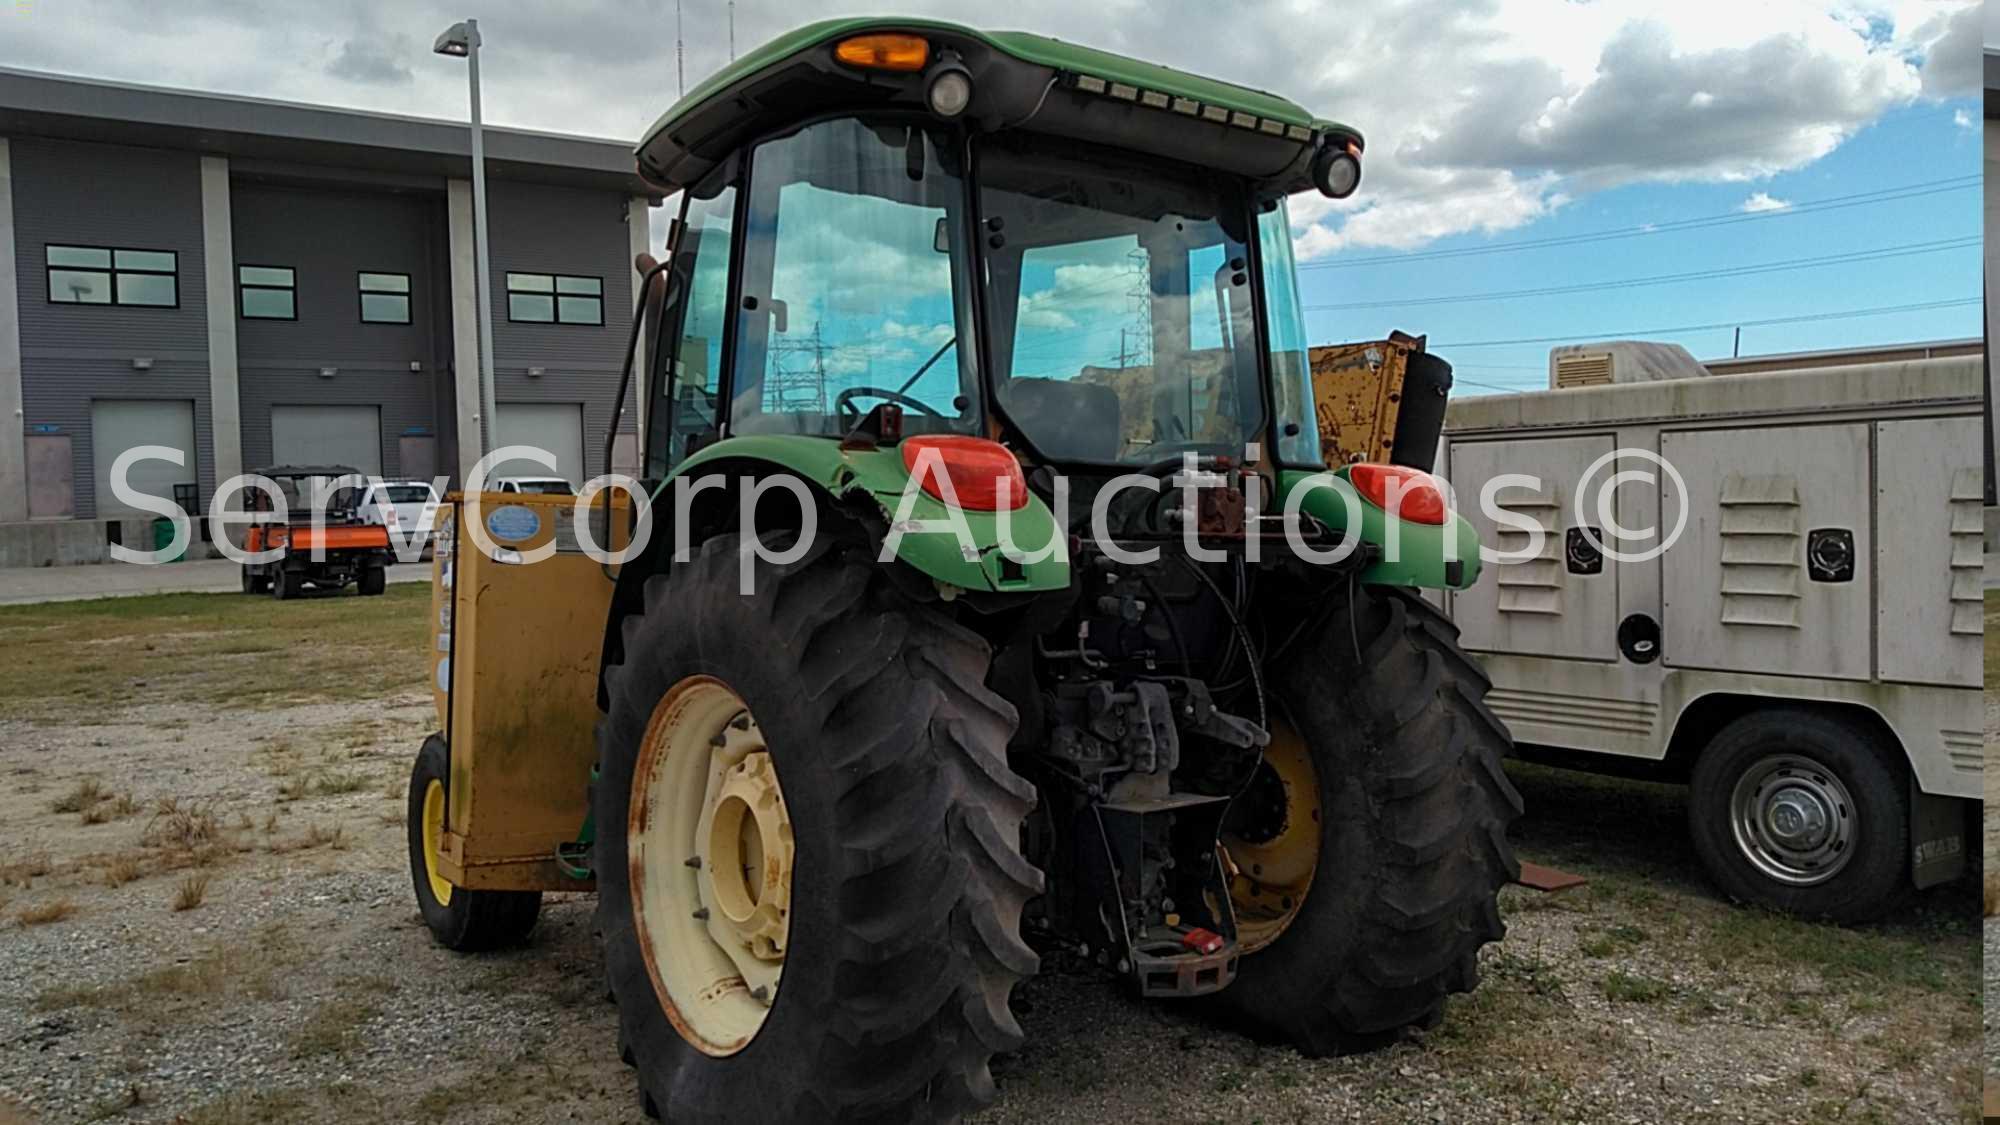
[1438,342,1981,921]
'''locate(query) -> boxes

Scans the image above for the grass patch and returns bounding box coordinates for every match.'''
[1,851,52,887]
[0,584,430,721]
[15,897,76,926]
[268,823,347,853]
[171,873,210,912]
[101,853,142,888]
[1699,908,1955,997]
[313,771,370,795]
[51,777,104,813]
[288,997,382,1059]
[1600,970,1672,1004]
[175,1090,309,1125]
[1578,922,1649,958]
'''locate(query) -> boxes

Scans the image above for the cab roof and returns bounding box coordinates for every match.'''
[635,17,1359,197]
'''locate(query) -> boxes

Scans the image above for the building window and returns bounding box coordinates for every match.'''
[358,272,411,324]
[238,265,296,320]
[507,273,604,325]
[46,245,178,307]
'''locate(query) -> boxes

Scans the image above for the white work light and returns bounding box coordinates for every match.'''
[1313,143,1362,199]
[925,60,973,118]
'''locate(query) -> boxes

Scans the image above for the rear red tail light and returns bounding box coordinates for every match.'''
[900,435,1028,511]
[1349,463,1447,525]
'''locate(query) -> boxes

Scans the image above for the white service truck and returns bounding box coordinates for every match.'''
[1438,341,1981,921]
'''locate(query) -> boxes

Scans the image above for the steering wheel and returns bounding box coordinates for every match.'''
[835,386,947,423]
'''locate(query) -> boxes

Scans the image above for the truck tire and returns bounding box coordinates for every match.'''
[594,532,1041,1123]
[1687,708,1907,922]
[272,568,304,601]
[241,566,270,595]
[404,734,543,950]
[358,566,386,596]
[1213,586,1520,1055]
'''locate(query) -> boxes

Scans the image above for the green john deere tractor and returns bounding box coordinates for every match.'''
[414,17,1520,1123]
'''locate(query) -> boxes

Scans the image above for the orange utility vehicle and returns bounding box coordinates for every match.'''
[240,465,393,600]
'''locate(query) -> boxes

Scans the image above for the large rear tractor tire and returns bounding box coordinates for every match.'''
[1213,586,1520,1055]
[358,565,386,597]
[405,734,543,950]
[595,532,1042,1123]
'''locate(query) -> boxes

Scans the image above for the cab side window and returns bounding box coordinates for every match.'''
[648,184,737,477]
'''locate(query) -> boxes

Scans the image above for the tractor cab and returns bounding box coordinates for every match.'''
[638,22,1360,504]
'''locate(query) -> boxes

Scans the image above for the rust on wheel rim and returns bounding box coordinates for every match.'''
[629,675,794,1057]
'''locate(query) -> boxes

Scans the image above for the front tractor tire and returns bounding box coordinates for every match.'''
[404,734,542,950]
[595,533,1042,1124]
[1214,587,1521,1055]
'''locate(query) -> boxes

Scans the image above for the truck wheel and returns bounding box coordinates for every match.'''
[1213,586,1520,1055]
[405,734,542,950]
[241,566,270,595]
[272,569,303,601]
[595,532,1040,1123]
[1687,709,1907,922]
[358,566,386,596]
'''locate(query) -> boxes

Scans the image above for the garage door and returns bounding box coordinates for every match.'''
[91,399,196,518]
[270,405,382,477]
[494,402,584,486]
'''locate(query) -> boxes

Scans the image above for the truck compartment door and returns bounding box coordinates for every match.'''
[1661,423,1870,681]
[1875,416,1982,688]
[1446,434,1619,661]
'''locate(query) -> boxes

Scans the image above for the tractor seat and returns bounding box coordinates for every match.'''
[997,378,1121,462]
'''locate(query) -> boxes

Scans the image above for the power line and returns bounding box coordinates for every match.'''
[1303,236,1978,312]
[1298,176,1979,270]
[1430,298,1981,348]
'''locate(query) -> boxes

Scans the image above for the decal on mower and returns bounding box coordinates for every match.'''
[486,505,541,542]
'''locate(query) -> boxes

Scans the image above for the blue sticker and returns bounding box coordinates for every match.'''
[485,505,541,542]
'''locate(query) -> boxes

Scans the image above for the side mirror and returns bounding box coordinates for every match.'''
[768,298,788,335]
[934,216,950,254]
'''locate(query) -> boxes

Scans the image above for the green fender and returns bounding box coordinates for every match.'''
[663,435,1070,594]
[1275,468,1482,590]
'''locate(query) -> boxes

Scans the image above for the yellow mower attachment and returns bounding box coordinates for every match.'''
[425,491,628,894]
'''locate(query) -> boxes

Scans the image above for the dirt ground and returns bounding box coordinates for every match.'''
[0,587,1982,1124]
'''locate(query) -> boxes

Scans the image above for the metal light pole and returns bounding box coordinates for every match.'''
[435,19,499,459]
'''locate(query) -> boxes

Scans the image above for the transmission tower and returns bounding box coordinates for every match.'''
[765,322,829,414]
[1123,246,1153,368]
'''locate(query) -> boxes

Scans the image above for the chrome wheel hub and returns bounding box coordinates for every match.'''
[1727,754,1853,887]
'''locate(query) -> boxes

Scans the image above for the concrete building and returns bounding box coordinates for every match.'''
[0,67,656,564]
[1985,49,1997,517]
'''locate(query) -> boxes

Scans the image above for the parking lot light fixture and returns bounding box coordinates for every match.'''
[435,18,498,459]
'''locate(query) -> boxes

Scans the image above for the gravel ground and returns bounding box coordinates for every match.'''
[0,693,1976,1124]
[0,588,1980,1123]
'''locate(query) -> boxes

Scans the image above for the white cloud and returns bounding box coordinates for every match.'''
[1954,108,1975,129]
[0,0,1973,260]
[1739,192,1793,213]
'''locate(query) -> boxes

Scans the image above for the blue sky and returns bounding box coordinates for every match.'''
[1298,97,1983,394]
[3,0,1981,403]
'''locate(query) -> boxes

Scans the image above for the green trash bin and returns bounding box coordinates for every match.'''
[151,517,187,563]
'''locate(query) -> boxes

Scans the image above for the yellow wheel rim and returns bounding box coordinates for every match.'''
[421,778,453,907]
[629,676,793,1057]
[1221,722,1320,954]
